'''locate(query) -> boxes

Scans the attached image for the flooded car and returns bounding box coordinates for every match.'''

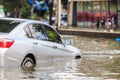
[0,18,82,70]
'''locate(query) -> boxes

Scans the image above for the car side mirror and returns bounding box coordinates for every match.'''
[63,39,73,45]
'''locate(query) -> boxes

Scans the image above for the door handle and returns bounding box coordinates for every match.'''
[53,46,57,49]
[32,42,38,45]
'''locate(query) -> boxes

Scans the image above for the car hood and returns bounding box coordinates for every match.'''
[65,45,82,56]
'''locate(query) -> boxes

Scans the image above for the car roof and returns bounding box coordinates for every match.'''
[0,17,50,24]
[0,17,56,30]
[0,17,35,22]
[0,17,50,25]
[0,17,59,38]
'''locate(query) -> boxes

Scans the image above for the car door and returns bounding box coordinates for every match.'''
[40,24,73,62]
[25,23,53,66]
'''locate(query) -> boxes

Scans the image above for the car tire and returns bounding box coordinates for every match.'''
[21,57,35,70]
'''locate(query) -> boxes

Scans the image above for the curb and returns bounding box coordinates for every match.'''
[59,29,120,39]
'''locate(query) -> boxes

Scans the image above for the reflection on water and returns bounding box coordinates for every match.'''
[1,36,120,80]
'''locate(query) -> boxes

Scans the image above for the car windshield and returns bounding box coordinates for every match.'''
[0,19,21,33]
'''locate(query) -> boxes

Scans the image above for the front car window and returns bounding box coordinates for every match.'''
[24,23,62,43]
[42,24,62,43]
[0,19,21,33]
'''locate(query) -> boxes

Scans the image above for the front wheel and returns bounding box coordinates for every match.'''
[21,57,35,70]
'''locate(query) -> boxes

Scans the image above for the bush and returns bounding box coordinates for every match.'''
[21,5,31,18]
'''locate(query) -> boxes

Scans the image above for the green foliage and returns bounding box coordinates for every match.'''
[0,0,51,19]
[43,10,49,19]
[21,4,31,18]
[2,0,22,12]
[32,13,39,20]
[46,30,55,41]
[46,29,60,43]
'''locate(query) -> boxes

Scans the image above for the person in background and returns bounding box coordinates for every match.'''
[38,16,43,21]
[106,15,112,32]
[51,13,56,25]
[34,26,47,40]
[111,14,117,31]
[101,16,106,30]
[12,8,20,18]
[96,17,100,29]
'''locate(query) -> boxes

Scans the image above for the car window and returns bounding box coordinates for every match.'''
[0,19,21,33]
[24,26,33,38]
[26,23,47,40]
[41,24,62,43]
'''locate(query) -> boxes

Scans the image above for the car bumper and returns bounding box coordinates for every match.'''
[0,48,21,68]
[0,48,8,67]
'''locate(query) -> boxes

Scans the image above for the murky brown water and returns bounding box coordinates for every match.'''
[1,36,120,80]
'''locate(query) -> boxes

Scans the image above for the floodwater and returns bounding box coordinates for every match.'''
[1,36,120,80]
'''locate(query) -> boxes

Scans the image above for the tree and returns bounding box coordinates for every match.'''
[28,0,53,24]
[45,0,54,25]
[0,0,55,22]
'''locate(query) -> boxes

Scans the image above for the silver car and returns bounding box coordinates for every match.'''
[0,18,81,70]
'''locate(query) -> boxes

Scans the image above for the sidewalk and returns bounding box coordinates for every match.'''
[58,27,120,39]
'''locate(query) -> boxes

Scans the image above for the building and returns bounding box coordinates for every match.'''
[68,0,120,28]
